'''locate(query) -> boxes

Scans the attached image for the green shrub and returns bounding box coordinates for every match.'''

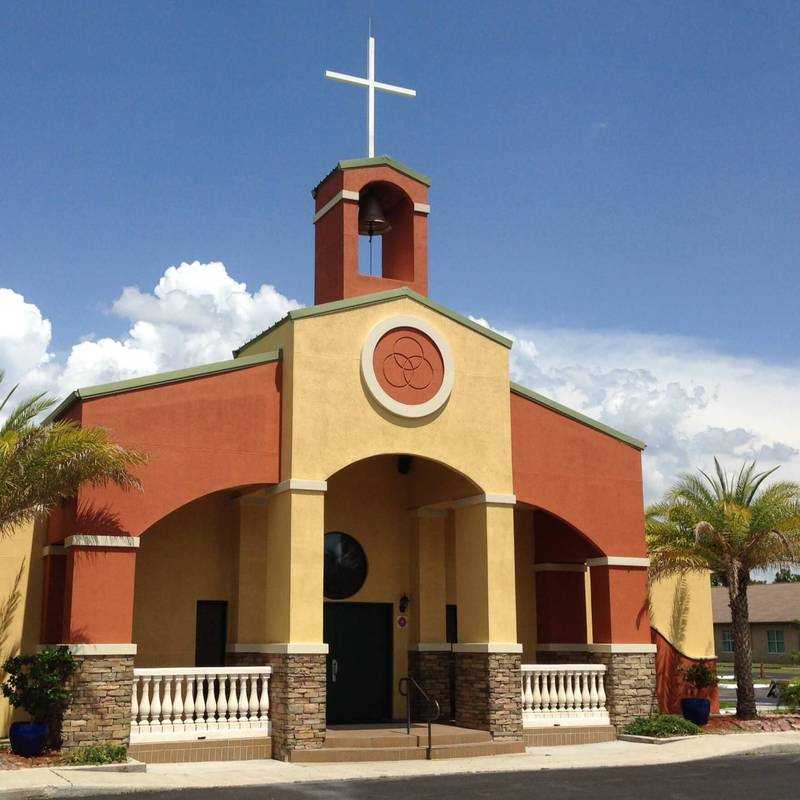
[779,680,800,711]
[65,744,127,765]
[622,714,700,738]
[681,662,718,694]
[1,646,77,725]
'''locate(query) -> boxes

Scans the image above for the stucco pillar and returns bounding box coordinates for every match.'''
[56,535,139,750]
[409,509,451,716]
[232,494,269,647]
[40,545,67,646]
[452,497,522,741]
[229,481,328,761]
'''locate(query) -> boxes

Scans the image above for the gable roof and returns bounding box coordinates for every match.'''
[232,287,514,357]
[311,156,431,197]
[712,584,800,624]
[45,350,281,423]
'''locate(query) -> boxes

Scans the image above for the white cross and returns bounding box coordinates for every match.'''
[325,35,416,158]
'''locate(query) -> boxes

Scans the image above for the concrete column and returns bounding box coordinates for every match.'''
[408,509,452,716]
[234,483,328,760]
[452,497,522,741]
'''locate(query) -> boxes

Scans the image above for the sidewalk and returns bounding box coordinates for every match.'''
[1,732,799,798]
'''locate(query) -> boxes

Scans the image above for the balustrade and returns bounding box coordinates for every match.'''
[130,666,271,742]
[520,664,609,727]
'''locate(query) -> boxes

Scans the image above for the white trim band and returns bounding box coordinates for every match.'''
[536,643,657,654]
[313,189,360,223]
[586,557,650,568]
[532,562,588,573]
[267,479,328,496]
[42,545,66,557]
[453,493,517,509]
[40,643,138,656]
[453,643,523,654]
[410,642,452,652]
[64,535,140,549]
[413,202,431,214]
[361,315,455,419]
[227,643,330,655]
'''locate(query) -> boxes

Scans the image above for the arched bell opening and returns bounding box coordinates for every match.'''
[357,181,414,281]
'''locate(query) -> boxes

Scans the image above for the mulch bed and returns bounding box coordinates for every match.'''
[704,714,800,734]
[0,748,64,770]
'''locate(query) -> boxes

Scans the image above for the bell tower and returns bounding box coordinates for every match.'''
[312,156,430,305]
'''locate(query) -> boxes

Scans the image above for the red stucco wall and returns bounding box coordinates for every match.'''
[49,361,282,542]
[510,392,646,558]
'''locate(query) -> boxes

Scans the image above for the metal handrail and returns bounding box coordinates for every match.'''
[398,676,441,759]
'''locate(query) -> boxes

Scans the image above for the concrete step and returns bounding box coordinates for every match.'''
[289,739,525,763]
[323,730,491,749]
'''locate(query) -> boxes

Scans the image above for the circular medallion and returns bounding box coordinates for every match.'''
[361,315,454,418]
[324,532,368,600]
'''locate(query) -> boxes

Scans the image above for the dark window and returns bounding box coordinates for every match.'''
[195,601,227,667]
[324,532,368,600]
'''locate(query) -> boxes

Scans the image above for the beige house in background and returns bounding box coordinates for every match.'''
[712,584,800,663]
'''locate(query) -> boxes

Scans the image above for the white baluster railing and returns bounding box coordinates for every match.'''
[130,667,272,742]
[521,664,609,728]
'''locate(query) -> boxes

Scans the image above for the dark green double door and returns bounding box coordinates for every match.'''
[324,602,393,724]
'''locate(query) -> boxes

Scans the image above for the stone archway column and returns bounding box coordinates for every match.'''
[227,480,328,762]
[452,495,523,741]
[47,535,139,751]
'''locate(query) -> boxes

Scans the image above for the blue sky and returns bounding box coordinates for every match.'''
[1,0,800,500]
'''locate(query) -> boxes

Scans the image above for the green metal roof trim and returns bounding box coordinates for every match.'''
[312,156,431,196]
[233,288,513,356]
[510,381,646,451]
[45,350,281,423]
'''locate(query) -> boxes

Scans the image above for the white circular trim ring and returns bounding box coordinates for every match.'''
[361,315,455,418]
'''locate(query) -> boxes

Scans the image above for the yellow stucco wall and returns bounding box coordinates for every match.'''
[280,297,514,493]
[649,571,716,659]
[0,520,46,736]
[133,493,236,666]
[240,295,517,648]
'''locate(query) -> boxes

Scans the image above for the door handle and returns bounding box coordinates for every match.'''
[332,658,338,683]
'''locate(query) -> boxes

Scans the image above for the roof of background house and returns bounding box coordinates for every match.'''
[712,584,800,624]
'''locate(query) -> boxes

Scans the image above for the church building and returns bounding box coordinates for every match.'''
[0,36,718,764]
[7,152,714,763]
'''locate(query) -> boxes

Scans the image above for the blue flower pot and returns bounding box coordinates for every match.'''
[9,722,49,757]
[681,697,711,726]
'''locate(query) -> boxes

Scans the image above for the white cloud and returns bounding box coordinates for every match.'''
[472,318,800,502]
[2,265,799,506]
[1,261,300,405]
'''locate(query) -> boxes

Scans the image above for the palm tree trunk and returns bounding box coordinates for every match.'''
[728,567,757,718]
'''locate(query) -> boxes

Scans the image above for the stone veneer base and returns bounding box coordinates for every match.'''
[228,651,325,760]
[60,653,134,750]
[454,652,522,740]
[408,650,452,720]
[535,649,656,731]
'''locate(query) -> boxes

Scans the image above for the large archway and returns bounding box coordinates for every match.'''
[323,453,481,723]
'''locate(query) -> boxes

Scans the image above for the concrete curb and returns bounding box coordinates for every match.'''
[54,757,146,774]
[617,734,697,745]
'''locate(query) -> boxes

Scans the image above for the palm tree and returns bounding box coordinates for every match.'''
[647,459,800,718]
[0,374,145,538]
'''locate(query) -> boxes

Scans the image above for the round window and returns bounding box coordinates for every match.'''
[324,532,368,600]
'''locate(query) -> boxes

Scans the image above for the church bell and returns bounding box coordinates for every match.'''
[358,193,391,237]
